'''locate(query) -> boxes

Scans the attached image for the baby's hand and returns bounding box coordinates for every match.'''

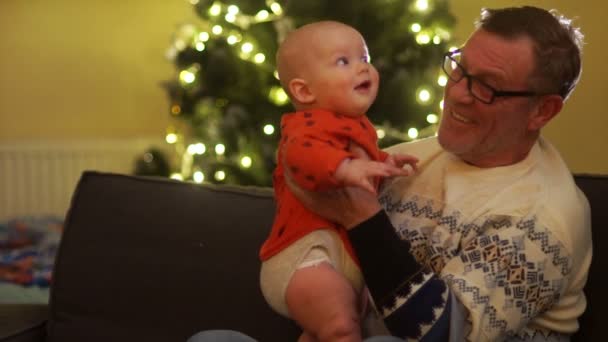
[334,158,409,194]
[385,153,419,175]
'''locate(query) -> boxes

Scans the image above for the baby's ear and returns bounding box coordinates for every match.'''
[288,78,315,104]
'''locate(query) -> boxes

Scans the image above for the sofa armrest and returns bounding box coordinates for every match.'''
[0,304,47,342]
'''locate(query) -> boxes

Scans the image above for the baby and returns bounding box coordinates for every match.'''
[259,21,417,342]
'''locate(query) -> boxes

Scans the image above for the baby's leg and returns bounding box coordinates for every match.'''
[286,262,362,342]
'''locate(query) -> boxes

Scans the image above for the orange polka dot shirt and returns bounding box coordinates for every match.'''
[259,109,389,262]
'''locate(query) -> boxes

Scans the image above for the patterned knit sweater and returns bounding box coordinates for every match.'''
[349,136,591,341]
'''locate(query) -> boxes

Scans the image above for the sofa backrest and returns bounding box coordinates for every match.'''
[571,174,607,341]
[47,171,300,342]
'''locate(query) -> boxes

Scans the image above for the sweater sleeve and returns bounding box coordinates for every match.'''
[348,210,451,339]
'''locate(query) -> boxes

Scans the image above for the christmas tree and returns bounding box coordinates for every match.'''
[162,0,455,186]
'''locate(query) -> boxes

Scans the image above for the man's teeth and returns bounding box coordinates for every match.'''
[452,111,471,123]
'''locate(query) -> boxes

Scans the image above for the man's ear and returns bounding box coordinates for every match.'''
[288,78,315,104]
[528,95,563,131]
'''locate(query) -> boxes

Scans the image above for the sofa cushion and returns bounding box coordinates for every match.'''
[47,172,299,342]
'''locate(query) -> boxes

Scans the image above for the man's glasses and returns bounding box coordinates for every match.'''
[442,49,540,104]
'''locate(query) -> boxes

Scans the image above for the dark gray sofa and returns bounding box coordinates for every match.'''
[1,171,606,341]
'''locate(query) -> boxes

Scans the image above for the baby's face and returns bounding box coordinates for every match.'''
[303,25,379,117]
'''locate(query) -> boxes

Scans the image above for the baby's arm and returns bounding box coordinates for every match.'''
[334,157,411,194]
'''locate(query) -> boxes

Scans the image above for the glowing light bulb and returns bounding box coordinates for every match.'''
[209,3,221,16]
[212,25,223,35]
[225,13,236,23]
[166,133,178,144]
[439,99,444,110]
[410,23,422,33]
[179,70,196,84]
[254,53,266,64]
[241,42,253,53]
[270,2,283,15]
[269,86,289,105]
[416,33,431,45]
[187,143,206,155]
[255,10,269,21]
[417,88,431,103]
[426,113,439,124]
[227,5,239,14]
[263,124,275,135]
[376,129,386,139]
[227,35,238,45]
[415,0,429,12]
[195,42,205,51]
[170,173,184,181]
[199,32,210,41]
[407,128,419,139]
[214,170,226,181]
[215,144,226,155]
[438,75,448,87]
[433,35,441,44]
[241,156,252,168]
[193,171,205,183]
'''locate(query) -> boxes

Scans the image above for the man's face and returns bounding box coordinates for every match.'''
[305,25,379,117]
[438,29,540,167]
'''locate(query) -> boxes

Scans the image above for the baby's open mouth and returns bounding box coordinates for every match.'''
[355,80,371,90]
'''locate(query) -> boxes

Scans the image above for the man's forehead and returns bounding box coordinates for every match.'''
[462,30,535,80]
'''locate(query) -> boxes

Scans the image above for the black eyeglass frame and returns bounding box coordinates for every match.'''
[442,49,541,104]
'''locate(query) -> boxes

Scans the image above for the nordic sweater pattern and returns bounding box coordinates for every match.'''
[348,137,591,341]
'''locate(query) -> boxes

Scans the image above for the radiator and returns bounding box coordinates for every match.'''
[0,139,165,221]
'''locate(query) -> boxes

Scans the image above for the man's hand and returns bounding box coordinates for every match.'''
[285,143,386,229]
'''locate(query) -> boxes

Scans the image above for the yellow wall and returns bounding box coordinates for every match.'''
[1,1,606,173]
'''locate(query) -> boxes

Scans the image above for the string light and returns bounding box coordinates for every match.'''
[376,129,386,139]
[254,53,266,64]
[414,0,429,12]
[215,144,226,155]
[187,143,206,155]
[438,75,448,87]
[417,88,432,103]
[214,170,226,181]
[255,10,269,20]
[193,171,205,183]
[227,35,238,45]
[241,42,253,53]
[170,173,184,181]
[416,33,431,45]
[166,133,178,144]
[410,23,422,33]
[269,86,289,105]
[407,128,419,139]
[263,124,275,135]
[241,156,252,168]
[426,113,439,124]
[212,25,223,35]
[209,3,221,16]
